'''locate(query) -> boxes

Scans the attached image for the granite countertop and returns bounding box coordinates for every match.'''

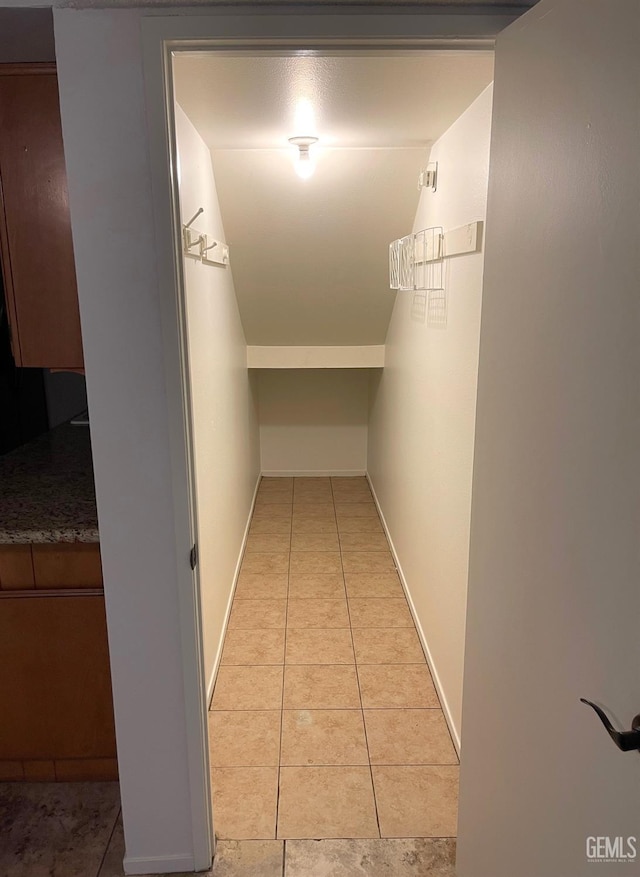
[0,423,99,544]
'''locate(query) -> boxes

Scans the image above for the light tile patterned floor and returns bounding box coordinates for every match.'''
[0,785,457,876]
[0,480,458,874]
[209,476,459,841]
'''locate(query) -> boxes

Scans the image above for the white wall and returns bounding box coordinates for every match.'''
[458,3,640,874]
[50,6,492,868]
[368,85,493,744]
[46,5,520,873]
[258,369,369,476]
[175,105,260,693]
[54,10,199,872]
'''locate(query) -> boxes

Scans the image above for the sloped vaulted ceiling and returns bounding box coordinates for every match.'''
[173,52,494,346]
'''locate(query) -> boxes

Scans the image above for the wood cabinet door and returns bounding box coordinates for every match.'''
[0,65,83,369]
[0,593,116,760]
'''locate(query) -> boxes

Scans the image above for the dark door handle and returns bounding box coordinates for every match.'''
[580,698,640,752]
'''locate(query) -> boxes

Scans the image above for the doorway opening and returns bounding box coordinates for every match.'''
[166,44,493,855]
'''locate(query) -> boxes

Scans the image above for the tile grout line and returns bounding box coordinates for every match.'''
[274,480,294,841]
[220,659,430,665]
[210,760,458,768]
[334,477,383,840]
[94,805,121,877]
[213,479,458,843]
[212,705,442,711]
[342,489,460,768]
[284,476,342,843]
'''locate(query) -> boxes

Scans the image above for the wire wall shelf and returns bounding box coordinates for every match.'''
[399,234,415,291]
[389,235,416,291]
[389,226,443,292]
[389,239,400,290]
[414,226,444,292]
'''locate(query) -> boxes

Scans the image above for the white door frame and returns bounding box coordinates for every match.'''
[140,7,517,869]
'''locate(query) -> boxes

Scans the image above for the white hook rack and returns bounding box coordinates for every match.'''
[182,207,230,267]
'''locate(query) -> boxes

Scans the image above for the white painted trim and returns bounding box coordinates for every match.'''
[263,469,367,477]
[138,11,518,52]
[140,32,214,875]
[367,473,461,754]
[137,11,507,870]
[205,473,261,705]
[124,853,194,876]
[247,345,385,369]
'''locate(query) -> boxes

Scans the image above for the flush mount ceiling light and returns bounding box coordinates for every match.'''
[288,135,319,180]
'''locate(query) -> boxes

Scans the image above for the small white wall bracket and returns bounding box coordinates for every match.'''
[418,161,438,192]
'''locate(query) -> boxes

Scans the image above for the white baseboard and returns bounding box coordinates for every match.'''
[367,473,461,754]
[124,853,194,875]
[205,472,261,706]
[261,469,367,477]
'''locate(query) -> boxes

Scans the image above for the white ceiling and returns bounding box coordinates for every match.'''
[211,146,427,345]
[174,54,495,150]
[173,52,494,346]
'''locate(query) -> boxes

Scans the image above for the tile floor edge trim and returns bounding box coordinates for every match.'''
[261,470,368,478]
[365,474,461,755]
[207,473,262,706]
[122,852,195,874]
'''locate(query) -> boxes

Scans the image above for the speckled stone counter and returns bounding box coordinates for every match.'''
[0,424,98,544]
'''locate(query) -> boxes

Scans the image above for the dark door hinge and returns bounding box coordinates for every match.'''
[190,543,197,571]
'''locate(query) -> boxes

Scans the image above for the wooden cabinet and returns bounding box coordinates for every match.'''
[0,543,117,782]
[0,543,103,591]
[0,595,116,771]
[0,64,83,370]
